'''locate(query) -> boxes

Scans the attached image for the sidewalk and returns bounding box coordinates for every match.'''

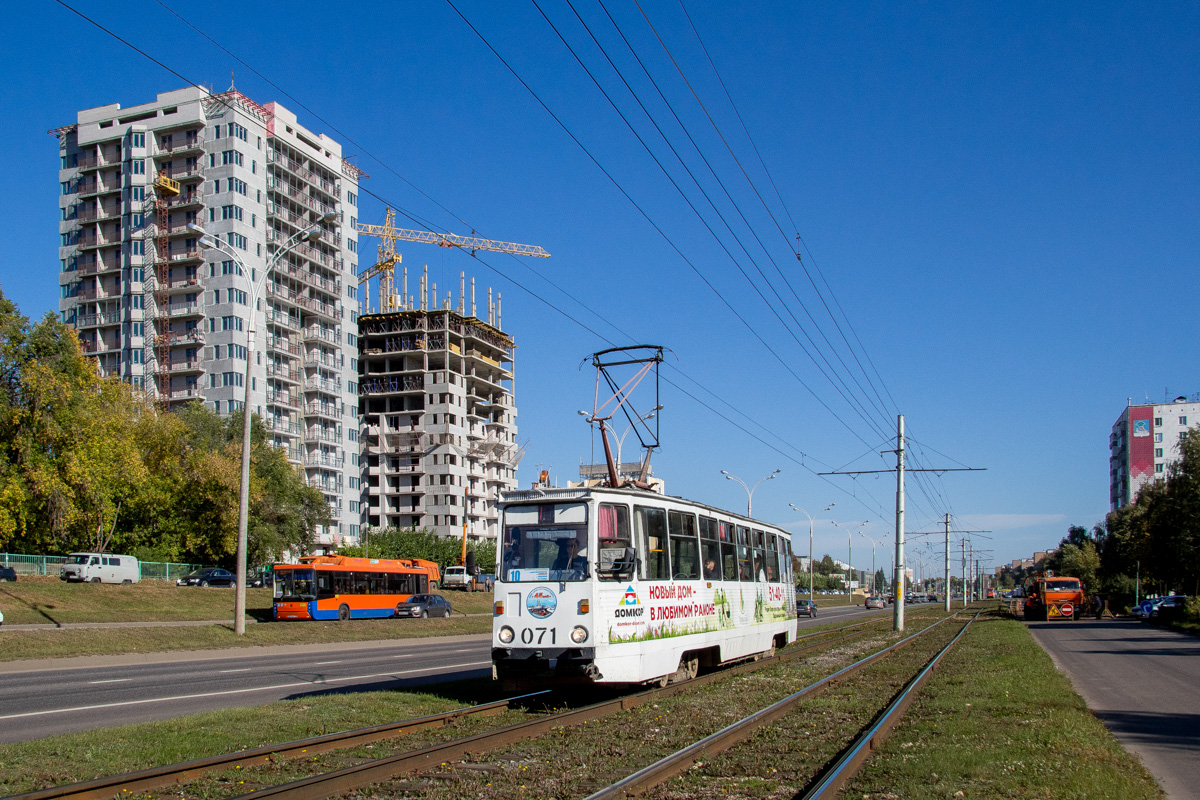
[2,619,257,631]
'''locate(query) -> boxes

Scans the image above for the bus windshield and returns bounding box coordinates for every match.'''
[502,502,589,582]
[274,568,316,601]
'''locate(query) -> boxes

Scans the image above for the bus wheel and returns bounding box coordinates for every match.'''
[338,604,350,621]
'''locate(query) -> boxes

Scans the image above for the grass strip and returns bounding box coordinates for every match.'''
[0,681,501,796]
[844,612,1165,799]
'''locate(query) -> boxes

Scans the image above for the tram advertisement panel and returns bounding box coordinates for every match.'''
[606,580,789,643]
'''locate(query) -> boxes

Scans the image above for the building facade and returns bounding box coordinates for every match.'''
[54,86,364,550]
[358,274,520,542]
[1110,396,1200,510]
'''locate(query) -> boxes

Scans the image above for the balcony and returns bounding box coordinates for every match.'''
[265,417,302,436]
[305,427,341,445]
[304,352,338,370]
[156,136,203,156]
[165,302,202,319]
[303,453,343,469]
[302,326,340,345]
[165,192,204,210]
[267,335,303,356]
[75,310,123,328]
[165,330,206,347]
[267,310,301,331]
[167,358,204,374]
[266,390,300,409]
[266,363,301,383]
[304,402,340,420]
[167,246,202,263]
[167,387,204,402]
[303,376,341,395]
[266,179,335,215]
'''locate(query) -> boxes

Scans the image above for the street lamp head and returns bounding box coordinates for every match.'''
[720,470,730,476]
[318,211,338,223]
[186,222,207,236]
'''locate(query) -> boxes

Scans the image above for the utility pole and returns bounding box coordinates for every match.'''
[943,514,951,613]
[820,414,984,632]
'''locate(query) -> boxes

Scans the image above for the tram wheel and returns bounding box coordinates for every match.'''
[337,604,350,621]
[682,656,699,681]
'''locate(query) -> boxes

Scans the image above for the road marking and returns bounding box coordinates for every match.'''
[0,661,492,721]
[88,679,131,684]
[315,660,342,665]
[219,668,253,674]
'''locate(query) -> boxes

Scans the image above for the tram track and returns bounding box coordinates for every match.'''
[2,613,904,800]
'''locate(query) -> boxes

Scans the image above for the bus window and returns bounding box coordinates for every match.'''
[635,506,669,581]
[699,516,722,580]
[597,503,634,581]
[668,510,700,580]
[737,526,753,581]
[720,521,737,580]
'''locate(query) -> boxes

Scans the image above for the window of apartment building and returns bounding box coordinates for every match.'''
[131,160,145,174]
[229,344,247,360]
[1181,416,1188,425]
[1155,448,1164,458]
[222,372,243,388]
[347,285,357,300]
[229,122,248,141]
[221,260,242,276]
[131,322,143,337]
[346,190,357,206]
[228,288,247,305]
[208,154,216,168]
[1155,417,1163,426]
[221,204,243,221]
[221,149,244,167]
[222,315,244,332]
[131,240,144,255]
[347,238,357,253]
[226,232,248,250]
[212,180,220,194]
[130,186,144,201]
[1156,463,1165,473]
[347,333,357,346]
[1155,433,1163,442]
[131,132,145,148]
[227,178,247,195]
[348,381,358,394]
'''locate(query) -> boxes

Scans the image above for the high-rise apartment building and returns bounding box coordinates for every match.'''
[358,272,520,542]
[54,86,364,550]
[1110,396,1200,510]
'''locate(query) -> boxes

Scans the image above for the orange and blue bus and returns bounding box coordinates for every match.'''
[273,555,441,621]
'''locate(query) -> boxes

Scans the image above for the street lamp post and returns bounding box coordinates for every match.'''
[833,520,868,597]
[859,531,876,595]
[189,212,336,636]
[721,469,780,517]
[790,502,833,601]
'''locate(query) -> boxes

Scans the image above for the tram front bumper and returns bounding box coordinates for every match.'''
[492,647,598,681]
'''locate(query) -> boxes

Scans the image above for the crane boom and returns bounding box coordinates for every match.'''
[355,208,548,313]
[357,223,550,258]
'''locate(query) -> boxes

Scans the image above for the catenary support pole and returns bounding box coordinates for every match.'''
[894,414,905,632]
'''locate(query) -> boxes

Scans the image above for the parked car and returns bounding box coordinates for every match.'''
[177,568,237,587]
[1149,595,1189,621]
[797,599,817,617]
[395,593,453,619]
[0,566,16,582]
[248,569,274,588]
[865,596,886,609]
[1131,598,1159,618]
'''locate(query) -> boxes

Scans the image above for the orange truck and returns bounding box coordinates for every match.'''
[1022,572,1086,620]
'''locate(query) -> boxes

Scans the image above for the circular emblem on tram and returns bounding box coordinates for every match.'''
[526,586,558,619]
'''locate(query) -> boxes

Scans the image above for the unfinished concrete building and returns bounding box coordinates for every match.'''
[358,271,520,542]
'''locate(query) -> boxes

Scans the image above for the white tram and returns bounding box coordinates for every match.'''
[491,486,798,687]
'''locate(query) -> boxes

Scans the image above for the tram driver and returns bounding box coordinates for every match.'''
[553,535,589,580]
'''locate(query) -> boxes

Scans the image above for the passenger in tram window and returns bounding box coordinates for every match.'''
[703,558,718,579]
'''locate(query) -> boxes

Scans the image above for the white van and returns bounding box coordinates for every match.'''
[60,553,141,584]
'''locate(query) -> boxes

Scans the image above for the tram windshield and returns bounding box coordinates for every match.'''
[502,502,590,582]
[274,568,316,601]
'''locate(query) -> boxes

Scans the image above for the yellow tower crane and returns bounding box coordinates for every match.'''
[356,208,550,312]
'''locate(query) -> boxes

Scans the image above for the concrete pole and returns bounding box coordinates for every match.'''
[943,513,952,613]
[894,414,906,632]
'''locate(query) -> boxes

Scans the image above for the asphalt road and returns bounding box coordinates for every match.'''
[0,634,492,743]
[0,601,907,743]
[1028,617,1200,800]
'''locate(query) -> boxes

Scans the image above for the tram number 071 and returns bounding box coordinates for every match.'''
[520,627,556,645]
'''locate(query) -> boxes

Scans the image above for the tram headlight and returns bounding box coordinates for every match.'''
[498,625,515,644]
[570,625,589,644]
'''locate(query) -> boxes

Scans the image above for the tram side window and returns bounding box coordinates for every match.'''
[764,533,779,583]
[750,530,768,581]
[721,521,737,580]
[736,526,753,581]
[597,503,634,580]
[699,516,722,580]
[668,510,700,580]
[635,506,669,581]
[776,538,791,585]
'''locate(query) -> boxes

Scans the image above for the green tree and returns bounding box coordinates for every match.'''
[339,526,495,573]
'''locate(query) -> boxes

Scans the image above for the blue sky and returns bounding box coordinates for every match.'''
[3,1,1198,576]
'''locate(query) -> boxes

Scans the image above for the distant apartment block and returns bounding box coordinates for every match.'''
[1110,396,1200,510]
[358,271,520,542]
[53,86,365,550]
